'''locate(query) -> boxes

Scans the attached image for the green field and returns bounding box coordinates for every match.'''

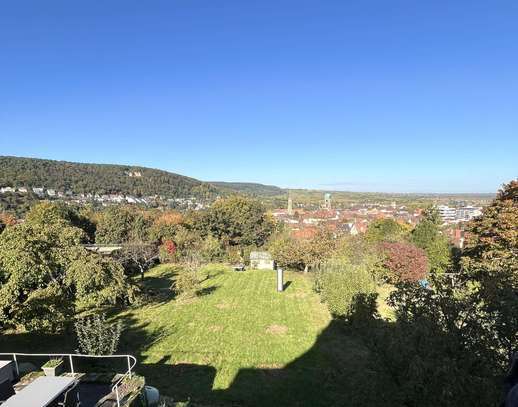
[117,265,396,405]
[0,264,398,406]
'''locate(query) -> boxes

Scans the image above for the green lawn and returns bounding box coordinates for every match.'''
[116,265,397,406]
[0,264,398,406]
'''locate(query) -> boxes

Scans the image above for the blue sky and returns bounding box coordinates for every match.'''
[1,1,516,193]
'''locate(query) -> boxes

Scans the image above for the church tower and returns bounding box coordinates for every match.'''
[287,192,294,216]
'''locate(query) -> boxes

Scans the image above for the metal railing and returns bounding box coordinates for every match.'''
[0,352,137,407]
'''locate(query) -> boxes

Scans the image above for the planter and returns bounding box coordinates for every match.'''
[42,359,64,377]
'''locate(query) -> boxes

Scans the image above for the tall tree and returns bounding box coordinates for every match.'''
[0,202,134,332]
[410,212,451,274]
[365,218,408,243]
[0,203,84,331]
[66,252,135,309]
[203,196,275,247]
[461,180,518,358]
[95,206,151,244]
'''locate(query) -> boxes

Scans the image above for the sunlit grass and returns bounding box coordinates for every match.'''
[119,264,331,400]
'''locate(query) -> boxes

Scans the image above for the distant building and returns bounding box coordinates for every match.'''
[323,193,332,210]
[249,251,275,270]
[456,206,482,221]
[32,187,44,196]
[437,205,456,223]
[339,222,358,236]
[287,195,294,216]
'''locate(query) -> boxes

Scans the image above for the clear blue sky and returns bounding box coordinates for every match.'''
[1,1,517,193]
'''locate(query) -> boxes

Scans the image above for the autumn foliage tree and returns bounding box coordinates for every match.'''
[461,179,518,358]
[0,212,16,234]
[148,211,184,242]
[382,242,429,283]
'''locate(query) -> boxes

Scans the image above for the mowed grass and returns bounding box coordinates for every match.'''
[0,264,398,406]
[118,264,334,402]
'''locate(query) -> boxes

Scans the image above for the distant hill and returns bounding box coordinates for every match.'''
[0,156,219,199]
[211,181,285,197]
[0,156,494,206]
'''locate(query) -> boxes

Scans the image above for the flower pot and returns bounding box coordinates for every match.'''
[42,360,64,377]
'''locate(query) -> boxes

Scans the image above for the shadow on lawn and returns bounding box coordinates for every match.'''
[132,293,505,407]
[127,318,393,406]
[115,296,399,407]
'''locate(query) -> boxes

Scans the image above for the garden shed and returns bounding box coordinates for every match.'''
[250,251,275,270]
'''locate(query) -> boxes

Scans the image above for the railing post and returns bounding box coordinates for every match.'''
[69,355,74,374]
[13,354,20,377]
[127,356,132,377]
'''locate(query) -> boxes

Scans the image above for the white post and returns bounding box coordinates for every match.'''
[127,356,132,377]
[277,268,284,292]
[13,354,20,377]
[69,355,74,374]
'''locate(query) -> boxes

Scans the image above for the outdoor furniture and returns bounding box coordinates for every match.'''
[57,385,80,407]
[0,379,15,403]
[0,362,14,384]
[2,376,77,407]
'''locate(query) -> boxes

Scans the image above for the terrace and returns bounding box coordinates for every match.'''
[0,353,158,407]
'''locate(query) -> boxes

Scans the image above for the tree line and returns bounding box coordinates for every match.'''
[0,156,219,199]
[0,180,516,405]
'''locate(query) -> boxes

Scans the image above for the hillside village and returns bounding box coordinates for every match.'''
[272,193,483,248]
[0,185,209,210]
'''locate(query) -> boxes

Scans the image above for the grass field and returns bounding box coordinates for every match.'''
[116,265,397,405]
[0,264,398,406]
[120,264,333,403]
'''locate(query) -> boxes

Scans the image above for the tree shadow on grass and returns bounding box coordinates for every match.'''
[195,285,219,297]
[141,293,504,407]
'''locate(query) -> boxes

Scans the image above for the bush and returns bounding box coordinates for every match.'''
[225,246,243,265]
[159,240,177,263]
[74,314,122,355]
[381,242,429,283]
[267,232,305,270]
[315,259,377,318]
[200,235,224,262]
[173,266,201,298]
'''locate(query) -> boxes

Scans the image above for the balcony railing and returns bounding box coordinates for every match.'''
[0,352,137,407]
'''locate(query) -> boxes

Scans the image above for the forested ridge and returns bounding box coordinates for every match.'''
[0,156,219,198]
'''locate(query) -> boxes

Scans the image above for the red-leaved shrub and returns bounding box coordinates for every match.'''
[381,242,429,283]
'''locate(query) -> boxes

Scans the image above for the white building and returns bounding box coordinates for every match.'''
[437,205,456,223]
[456,206,482,221]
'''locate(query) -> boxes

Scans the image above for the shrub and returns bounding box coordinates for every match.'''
[173,266,201,298]
[74,314,122,355]
[381,242,429,283]
[159,240,177,263]
[267,232,305,270]
[200,235,224,262]
[315,259,377,318]
[225,246,243,265]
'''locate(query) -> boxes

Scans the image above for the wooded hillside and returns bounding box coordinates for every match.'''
[0,156,219,198]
